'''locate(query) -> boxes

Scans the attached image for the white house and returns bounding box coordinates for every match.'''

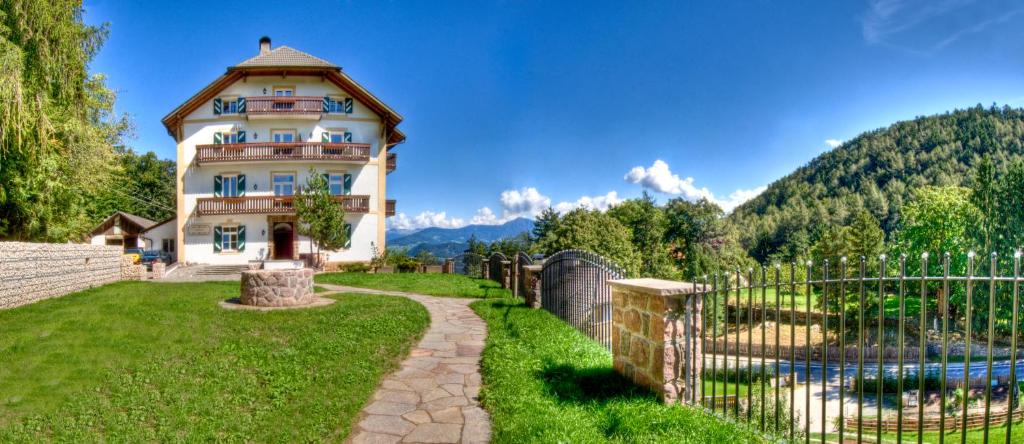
[161,37,403,267]
[89,211,155,250]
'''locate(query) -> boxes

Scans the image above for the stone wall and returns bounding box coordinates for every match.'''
[0,242,122,309]
[609,278,702,404]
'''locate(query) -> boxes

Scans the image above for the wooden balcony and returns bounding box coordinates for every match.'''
[386,199,396,217]
[245,96,323,119]
[386,152,396,174]
[195,142,371,164]
[196,195,370,216]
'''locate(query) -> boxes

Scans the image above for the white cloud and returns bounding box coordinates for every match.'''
[553,191,623,213]
[624,160,712,200]
[825,139,844,148]
[498,188,551,218]
[624,159,766,212]
[469,207,501,225]
[387,211,466,231]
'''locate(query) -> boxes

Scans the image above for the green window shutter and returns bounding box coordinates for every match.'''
[213,98,222,115]
[322,173,330,192]
[214,175,222,197]
[343,174,352,195]
[322,96,330,113]
[321,132,330,143]
[213,226,222,253]
[344,132,352,142]
[238,226,246,252]
[213,132,223,144]
[237,97,246,113]
[344,223,352,249]
[344,98,353,113]
[237,174,246,197]
[237,130,246,143]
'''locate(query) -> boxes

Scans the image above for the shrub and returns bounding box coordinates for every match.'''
[343,263,371,273]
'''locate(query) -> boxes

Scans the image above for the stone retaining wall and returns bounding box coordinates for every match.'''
[0,242,122,309]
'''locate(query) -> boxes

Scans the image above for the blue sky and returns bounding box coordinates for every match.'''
[84,0,1024,230]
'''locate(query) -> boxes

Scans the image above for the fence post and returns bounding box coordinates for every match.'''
[500,260,512,289]
[481,259,489,280]
[522,265,543,308]
[609,278,701,404]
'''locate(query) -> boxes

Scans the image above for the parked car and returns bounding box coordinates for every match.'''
[140,250,171,269]
[123,248,144,264]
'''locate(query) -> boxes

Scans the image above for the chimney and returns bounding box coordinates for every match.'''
[259,36,271,55]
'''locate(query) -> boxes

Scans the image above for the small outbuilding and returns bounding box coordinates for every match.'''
[89,212,157,251]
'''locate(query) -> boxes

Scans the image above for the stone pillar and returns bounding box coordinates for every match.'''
[443,259,455,274]
[481,259,489,280]
[500,260,512,289]
[152,262,166,279]
[608,278,702,404]
[522,265,543,308]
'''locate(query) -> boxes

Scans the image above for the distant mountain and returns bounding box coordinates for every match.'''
[387,217,535,256]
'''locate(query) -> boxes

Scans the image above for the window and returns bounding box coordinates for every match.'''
[221,98,238,114]
[217,131,239,144]
[162,239,175,253]
[273,173,295,196]
[273,87,294,97]
[221,175,239,197]
[272,130,296,143]
[327,97,344,113]
[328,173,344,196]
[221,226,238,252]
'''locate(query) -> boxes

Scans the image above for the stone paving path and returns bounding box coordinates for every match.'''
[319,284,492,444]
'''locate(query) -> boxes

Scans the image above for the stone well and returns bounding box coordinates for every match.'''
[240,268,315,307]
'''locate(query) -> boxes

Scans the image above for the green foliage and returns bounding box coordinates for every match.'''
[994,161,1024,254]
[294,168,348,262]
[470,298,767,443]
[486,231,531,258]
[316,272,511,298]
[0,281,429,441]
[730,105,1024,262]
[531,207,559,243]
[607,192,677,279]
[383,247,421,272]
[534,208,641,276]
[847,209,885,262]
[0,0,130,241]
[87,146,176,222]
[664,197,754,279]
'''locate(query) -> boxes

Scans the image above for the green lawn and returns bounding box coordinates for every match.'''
[0,281,429,442]
[470,297,767,443]
[315,272,511,298]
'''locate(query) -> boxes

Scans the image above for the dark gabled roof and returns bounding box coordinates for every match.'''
[234,45,336,68]
[90,212,157,236]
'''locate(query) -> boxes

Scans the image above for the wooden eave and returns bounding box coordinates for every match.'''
[160,66,405,145]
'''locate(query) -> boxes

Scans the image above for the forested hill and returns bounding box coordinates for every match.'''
[729,105,1024,262]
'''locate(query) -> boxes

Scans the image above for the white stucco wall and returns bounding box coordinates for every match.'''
[175,75,388,265]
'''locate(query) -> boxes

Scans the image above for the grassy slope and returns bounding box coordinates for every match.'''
[471,298,766,443]
[315,272,511,298]
[0,281,429,442]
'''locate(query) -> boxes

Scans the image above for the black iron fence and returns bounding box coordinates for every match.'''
[540,249,625,351]
[449,253,485,277]
[682,252,1024,444]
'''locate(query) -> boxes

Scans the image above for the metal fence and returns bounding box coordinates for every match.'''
[488,252,508,284]
[679,252,1024,444]
[514,252,534,298]
[449,253,485,277]
[540,249,625,351]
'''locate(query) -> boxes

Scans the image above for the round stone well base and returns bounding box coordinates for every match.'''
[234,268,319,308]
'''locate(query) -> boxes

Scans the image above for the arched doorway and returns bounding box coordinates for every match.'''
[272,222,294,259]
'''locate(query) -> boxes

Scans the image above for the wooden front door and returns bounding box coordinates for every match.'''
[272,222,294,259]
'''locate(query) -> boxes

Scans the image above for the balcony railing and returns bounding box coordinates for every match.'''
[195,142,371,164]
[196,195,370,216]
[245,96,323,117]
[386,152,396,174]
[386,199,396,217]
